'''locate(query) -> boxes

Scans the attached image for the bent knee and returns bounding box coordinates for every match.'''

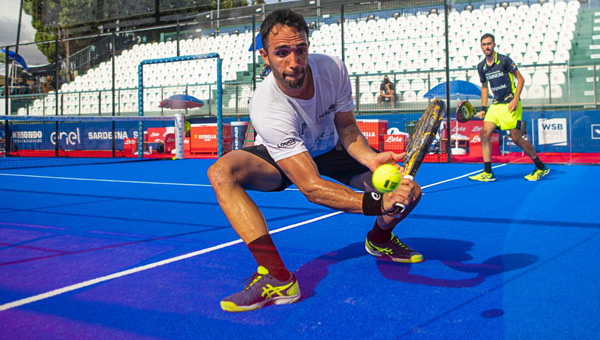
[510,132,523,143]
[207,159,235,189]
[480,130,493,139]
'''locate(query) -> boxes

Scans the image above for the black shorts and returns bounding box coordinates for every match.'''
[241,144,371,191]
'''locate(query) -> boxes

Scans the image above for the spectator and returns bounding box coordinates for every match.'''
[30,80,42,94]
[10,77,27,95]
[377,75,397,109]
[18,77,29,94]
[41,75,54,93]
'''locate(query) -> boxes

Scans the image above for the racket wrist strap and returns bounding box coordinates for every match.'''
[362,192,384,216]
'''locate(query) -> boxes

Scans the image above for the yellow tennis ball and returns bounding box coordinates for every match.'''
[372,164,402,193]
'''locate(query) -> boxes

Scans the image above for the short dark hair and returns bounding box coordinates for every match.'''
[260,8,309,51]
[481,33,495,43]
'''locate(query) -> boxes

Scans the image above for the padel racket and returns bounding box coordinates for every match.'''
[395,98,446,213]
[456,100,475,123]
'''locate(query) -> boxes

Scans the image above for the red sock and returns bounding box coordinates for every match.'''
[247,234,290,281]
[367,220,392,244]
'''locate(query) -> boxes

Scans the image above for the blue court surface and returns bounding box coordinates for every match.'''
[0,159,598,339]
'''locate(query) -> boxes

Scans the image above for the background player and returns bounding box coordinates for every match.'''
[469,33,549,182]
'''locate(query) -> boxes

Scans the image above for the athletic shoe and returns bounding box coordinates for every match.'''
[220,266,301,312]
[468,171,496,182]
[365,233,424,263]
[524,165,550,181]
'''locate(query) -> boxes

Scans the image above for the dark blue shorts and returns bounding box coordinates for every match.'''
[241,144,371,191]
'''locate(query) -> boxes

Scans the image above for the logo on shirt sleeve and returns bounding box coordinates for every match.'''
[277,139,297,148]
[318,104,336,118]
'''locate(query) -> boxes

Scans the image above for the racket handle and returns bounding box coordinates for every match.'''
[392,175,414,214]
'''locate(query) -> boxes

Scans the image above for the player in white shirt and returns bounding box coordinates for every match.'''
[208,9,423,312]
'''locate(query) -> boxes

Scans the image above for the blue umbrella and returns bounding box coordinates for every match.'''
[248,33,263,51]
[159,94,204,109]
[0,49,29,70]
[423,80,491,100]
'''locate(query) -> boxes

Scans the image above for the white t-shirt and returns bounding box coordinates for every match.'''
[249,54,354,162]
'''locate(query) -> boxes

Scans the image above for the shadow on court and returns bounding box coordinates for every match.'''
[295,238,539,300]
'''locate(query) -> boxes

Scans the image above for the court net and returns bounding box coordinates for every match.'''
[0,114,184,169]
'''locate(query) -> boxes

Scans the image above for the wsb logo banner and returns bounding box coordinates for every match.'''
[538,118,568,146]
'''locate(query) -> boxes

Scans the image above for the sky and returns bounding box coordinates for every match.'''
[0,0,37,47]
[0,0,48,66]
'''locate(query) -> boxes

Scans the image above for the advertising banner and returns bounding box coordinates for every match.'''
[9,122,139,151]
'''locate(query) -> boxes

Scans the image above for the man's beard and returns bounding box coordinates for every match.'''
[272,66,306,89]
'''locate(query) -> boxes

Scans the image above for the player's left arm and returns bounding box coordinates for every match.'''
[509,68,524,112]
[505,58,525,112]
[334,110,404,172]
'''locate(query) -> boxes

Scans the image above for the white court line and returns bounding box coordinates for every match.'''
[0,173,303,191]
[0,173,212,188]
[0,165,503,311]
[0,211,342,312]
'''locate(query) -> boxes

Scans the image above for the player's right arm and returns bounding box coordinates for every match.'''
[477,82,489,119]
[276,151,411,215]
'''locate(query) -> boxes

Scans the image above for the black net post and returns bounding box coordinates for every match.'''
[443,0,452,162]
[4,46,9,116]
[340,4,345,64]
[355,76,360,115]
[252,15,256,91]
[176,21,181,57]
[3,46,9,157]
[112,32,116,157]
[54,38,59,116]
[54,38,59,157]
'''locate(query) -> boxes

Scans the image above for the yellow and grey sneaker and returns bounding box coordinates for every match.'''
[524,165,550,181]
[220,266,301,312]
[468,171,496,182]
[365,233,423,263]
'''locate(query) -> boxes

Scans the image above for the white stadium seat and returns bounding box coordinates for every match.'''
[527,85,545,99]
[403,90,417,102]
[396,79,411,92]
[511,52,524,64]
[360,92,375,104]
[550,70,566,85]
[523,51,539,64]
[538,50,555,64]
[410,79,425,92]
[532,72,549,86]
[545,84,563,99]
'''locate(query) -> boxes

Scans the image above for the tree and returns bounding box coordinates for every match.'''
[220,0,249,9]
[22,0,94,65]
[22,0,251,69]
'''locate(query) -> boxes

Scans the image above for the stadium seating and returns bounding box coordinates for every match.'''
[19,0,581,115]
